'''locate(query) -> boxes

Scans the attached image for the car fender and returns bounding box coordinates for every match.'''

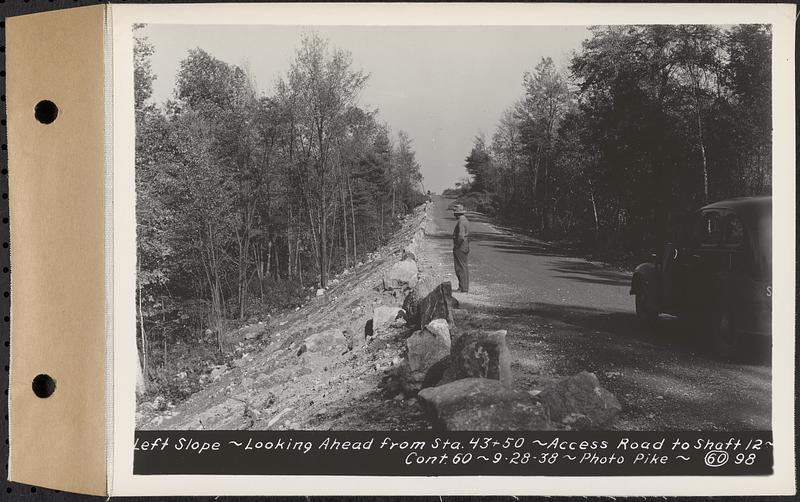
[631,262,658,296]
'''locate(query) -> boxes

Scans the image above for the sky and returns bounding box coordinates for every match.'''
[141,24,590,193]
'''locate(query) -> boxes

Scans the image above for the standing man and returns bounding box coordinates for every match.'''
[452,204,470,293]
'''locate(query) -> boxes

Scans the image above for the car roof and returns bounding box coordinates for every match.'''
[700,196,771,216]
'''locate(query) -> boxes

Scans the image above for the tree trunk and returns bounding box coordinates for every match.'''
[348,177,357,261]
[265,240,273,277]
[254,242,265,300]
[273,244,280,280]
[341,186,349,268]
[697,109,709,203]
[202,222,226,354]
[306,204,321,281]
[590,185,600,243]
[136,350,147,396]
[137,262,148,386]
[320,205,328,288]
[692,80,709,203]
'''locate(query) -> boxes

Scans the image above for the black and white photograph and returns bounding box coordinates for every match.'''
[132,20,775,437]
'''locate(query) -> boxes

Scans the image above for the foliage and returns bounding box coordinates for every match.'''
[456,25,771,255]
[134,31,424,396]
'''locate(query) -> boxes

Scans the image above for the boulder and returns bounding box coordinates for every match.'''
[387,323,452,396]
[301,329,347,353]
[407,327,450,374]
[417,378,552,431]
[419,281,456,329]
[537,371,622,430]
[448,330,512,385]
[401,287,422,327]
[403,280,456,331]
[372,306,403,335]
[383,259,419,290]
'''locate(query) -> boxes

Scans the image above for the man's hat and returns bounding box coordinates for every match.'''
[452,204,466,215]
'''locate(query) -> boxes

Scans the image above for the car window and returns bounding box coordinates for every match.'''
[723,214,744,248]
[697,211,721,246]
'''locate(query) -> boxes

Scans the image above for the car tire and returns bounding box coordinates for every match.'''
[711,310,746,362]
[635,287,659,327]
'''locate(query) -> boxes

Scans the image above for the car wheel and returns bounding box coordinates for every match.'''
[711,310,745,362]
[635,287,659,326]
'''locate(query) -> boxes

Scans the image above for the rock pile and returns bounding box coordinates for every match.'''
[378,297,621,431]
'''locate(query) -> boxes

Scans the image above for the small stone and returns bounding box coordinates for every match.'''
[209,365,227,380]
[303,329,347,353]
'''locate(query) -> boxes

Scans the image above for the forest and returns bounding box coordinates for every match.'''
[456,25,772,258]
[134,30,425,396]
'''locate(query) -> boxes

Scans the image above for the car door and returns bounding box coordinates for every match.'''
[660,212,697,313]
[685,209,724,313]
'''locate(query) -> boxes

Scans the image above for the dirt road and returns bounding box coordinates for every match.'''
[422,195,771,430]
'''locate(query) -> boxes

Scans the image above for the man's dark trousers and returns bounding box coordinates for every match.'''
[453,249,469,292]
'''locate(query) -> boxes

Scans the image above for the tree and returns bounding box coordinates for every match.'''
[455,24,771,259]
[278,33,369,288]
[133,30,425,397]
[464,135,493,192]
[518,57,570,233]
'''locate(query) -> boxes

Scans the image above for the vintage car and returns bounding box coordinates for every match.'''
[630,196,772,360]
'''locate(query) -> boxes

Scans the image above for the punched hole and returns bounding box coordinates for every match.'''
[32,374,56,398]
[34,100,58,124]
